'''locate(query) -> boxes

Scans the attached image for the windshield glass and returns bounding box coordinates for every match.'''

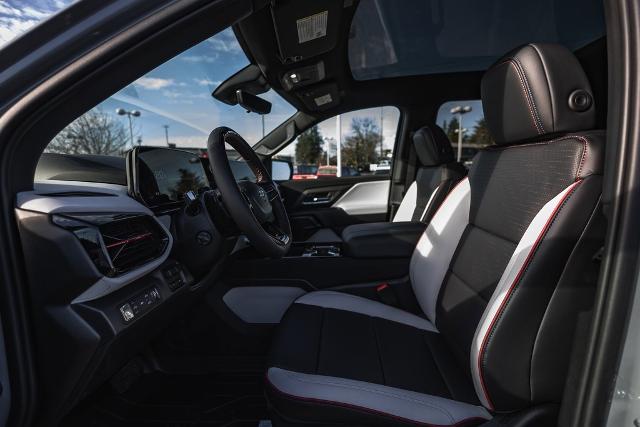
[44,28,296,157]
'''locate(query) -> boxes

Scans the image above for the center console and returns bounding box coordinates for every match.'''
[225,221,427,291]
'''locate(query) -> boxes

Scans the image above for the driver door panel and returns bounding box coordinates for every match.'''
[278,175,389,242]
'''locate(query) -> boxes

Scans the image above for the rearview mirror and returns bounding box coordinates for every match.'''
[236,90,272,115]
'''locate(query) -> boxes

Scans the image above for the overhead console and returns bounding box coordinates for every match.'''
[230,0,355,115]
[270,0,344,64]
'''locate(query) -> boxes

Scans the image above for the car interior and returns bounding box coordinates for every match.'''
[0,0,626,426]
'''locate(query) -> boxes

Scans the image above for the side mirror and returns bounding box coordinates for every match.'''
[271,159,292,181]
[236,90,272,115]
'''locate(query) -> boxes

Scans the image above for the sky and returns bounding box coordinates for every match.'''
[0,0,75,47]
[0,0,482,158]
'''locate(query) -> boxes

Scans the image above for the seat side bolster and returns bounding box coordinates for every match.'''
[411,178,471,323]
[267,367,492,426]
[394,181,419,222]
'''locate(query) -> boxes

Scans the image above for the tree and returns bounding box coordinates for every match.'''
[467,118,494,146]
[47,109,131,156]
[342,117,382,170]
[295,126,323,165]
[170,168,206,200]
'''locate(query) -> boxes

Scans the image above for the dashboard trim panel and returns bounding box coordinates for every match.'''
[17,181,174,302]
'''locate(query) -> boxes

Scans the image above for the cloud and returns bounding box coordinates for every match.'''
[181,54,218,63]
[134,77,174,90]
[193,78,221,87]
[161,90,182,99]
[110,92,210,135]
[0,1,76,48]
[206,28,242,54]
[162,90,209,101]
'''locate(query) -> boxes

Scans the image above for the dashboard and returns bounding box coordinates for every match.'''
[17,149,244,420]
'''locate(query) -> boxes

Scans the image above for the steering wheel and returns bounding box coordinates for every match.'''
[206,127,292,258]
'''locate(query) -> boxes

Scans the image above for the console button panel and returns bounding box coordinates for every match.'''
[162,263,186,291]
[119,286,161,322]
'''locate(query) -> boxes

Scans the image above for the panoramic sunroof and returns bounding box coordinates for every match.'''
[348,0,605,81]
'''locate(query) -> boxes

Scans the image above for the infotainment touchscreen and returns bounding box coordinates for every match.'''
[134,147,209,207]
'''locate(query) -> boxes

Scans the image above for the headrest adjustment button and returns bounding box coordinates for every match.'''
[568,89,593,112]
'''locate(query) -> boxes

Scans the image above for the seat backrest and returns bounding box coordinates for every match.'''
[393,124,465,223]
[409,43,604,412]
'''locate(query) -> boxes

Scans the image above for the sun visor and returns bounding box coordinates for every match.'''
[271,0,344,64]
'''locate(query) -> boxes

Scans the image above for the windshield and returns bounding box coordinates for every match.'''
[44,28,296,157]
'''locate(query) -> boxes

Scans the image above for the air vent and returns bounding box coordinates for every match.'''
[53,213,169,277]
[99,216,169,276]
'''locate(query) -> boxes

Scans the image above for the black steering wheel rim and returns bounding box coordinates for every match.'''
[206,126,292,258]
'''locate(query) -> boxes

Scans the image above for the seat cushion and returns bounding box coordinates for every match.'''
[267,291,490,426]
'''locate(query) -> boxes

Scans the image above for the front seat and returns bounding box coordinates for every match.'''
[393,123,466,223]
[266,43,604,426]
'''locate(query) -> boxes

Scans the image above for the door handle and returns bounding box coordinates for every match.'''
[302,192,334,205]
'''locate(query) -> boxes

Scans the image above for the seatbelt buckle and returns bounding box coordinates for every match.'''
[376,283,400,308]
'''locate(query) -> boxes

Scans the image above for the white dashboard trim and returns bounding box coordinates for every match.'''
[18,180,150,215]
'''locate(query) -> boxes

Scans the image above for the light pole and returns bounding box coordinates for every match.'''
[336,114,342,177]
[116,108,141,147]
[324,137,335,166]
[380,106,384,158]
[163,124,170,146]
[450,105,472,162]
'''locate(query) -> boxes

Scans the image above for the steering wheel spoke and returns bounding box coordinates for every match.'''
[206,127,292,258]
[258,181,281,203]
[264,222,290,246]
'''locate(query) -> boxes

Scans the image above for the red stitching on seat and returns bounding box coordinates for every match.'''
[266,375,488,427]
[476,179,583,410]
[429,177,469,222]
[495,60,543,135]
[575,136,589,179]
[482,135,590,181]
[512,57,546,134]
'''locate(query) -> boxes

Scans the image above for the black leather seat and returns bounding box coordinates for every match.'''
[393,124,466,223]
[266,43,604,426]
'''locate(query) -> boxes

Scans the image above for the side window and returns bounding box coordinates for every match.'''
[276,107,400,180]
[436,100,494,167]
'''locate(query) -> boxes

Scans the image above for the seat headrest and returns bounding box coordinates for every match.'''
[481,43,596,144]
[413,124,454,166]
